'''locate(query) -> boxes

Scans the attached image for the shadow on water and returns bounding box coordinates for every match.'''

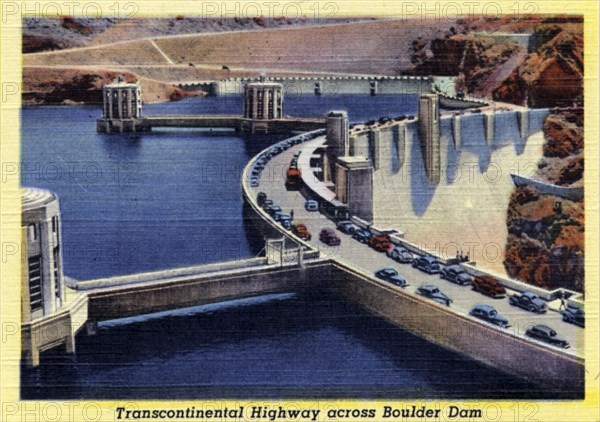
[20,291,582,400]
[99,133,143,160]
[243,199,268,256]
[240,132,293,256]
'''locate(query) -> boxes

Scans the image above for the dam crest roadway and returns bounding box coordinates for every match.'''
[22,79,585,396]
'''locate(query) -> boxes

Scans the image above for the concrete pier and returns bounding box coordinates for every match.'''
[484,112,495,145]
[324,111,349,183]
[452,114,462,149]
[96,78,146,133]
[418,93,441,184]
[335,156,374,222]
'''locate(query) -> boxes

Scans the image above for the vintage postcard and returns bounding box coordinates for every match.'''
[1,1,598,421]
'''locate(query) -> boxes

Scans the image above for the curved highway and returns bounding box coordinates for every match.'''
[244,134,584,358]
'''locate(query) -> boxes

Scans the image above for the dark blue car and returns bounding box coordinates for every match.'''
[412,255,441,274]
[525,324,570,348]
[352,229,372,243]
[416,283,452,306]
[440,265,472,285]
[469,304,510,328]
[374,268,408,287]
[509,291,547,313]
[562,305,585,327]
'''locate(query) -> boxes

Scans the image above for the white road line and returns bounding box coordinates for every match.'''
[150,39,174,65]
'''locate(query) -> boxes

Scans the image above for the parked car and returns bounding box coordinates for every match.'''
[319,228,341,246]
[374,268,407,287]
[416,283,452,306]
[368,234,392,252]
[440,264,472,286]
[387,246,414,264]
[525,325,570,348]
[352,229,372,244]
[412,255,441,274]
[469,304,510,328]
[261,199,274,209]
[305,199,319,212]
[509,291,547,313]
[279,217,293,230]
[336,220,358,234]
[471,275,506,299]
[285,168,302,191]
[274,212,290,222]
[256,192,267,206]
[562,305,585,327]
[292,224,312,241]
[265,205,282,217]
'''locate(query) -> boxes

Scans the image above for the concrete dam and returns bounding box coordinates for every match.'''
[178,75,456,96]
[348,108,550,274]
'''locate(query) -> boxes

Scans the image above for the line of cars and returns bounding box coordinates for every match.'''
[468,304,570,348]
[424,259,581,348]
[257,191,305,236]
[285,152,302,191]
[249,134,311,188]
[256,144,582,351]
[331,219,581,349]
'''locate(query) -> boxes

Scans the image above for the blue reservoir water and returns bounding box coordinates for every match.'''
[20,95,563,399]
[20,94,417,280]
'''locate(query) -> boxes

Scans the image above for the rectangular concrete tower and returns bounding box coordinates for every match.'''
[324,111,349,183]
[97,78,145,133]
[418,93,441,184]
[335,156,373,222]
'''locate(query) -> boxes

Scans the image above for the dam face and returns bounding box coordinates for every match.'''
[361,109,548,274]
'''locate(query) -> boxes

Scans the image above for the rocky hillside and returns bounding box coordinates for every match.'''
[22,68,198,105]
[23,18,117,52]
[493,23,583,107]
[409,32,520,95]
[504,109,584,293]
[537,108,584,186]
[23,16,374,53]
[407,15,583,107]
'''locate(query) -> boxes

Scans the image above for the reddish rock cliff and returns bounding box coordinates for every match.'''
[493,23,583,107]
[410,34,520,96]
[504,109,584,292]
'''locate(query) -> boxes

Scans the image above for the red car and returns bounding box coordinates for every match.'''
[319,228,341,246]
[368,234,391,252]
[285,168,302,191]
[472,275,506,299]
[293,224,312,241]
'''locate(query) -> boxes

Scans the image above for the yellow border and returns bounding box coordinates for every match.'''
[1,1,598,421]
